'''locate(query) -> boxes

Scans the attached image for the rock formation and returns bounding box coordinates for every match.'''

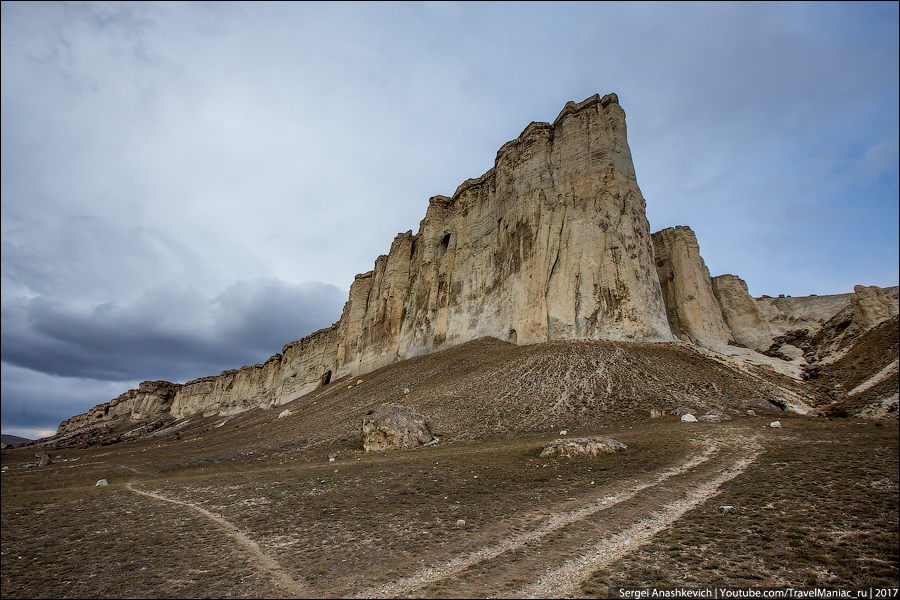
[539,437,627,458]
[57,380,181,435]
[362,404,434,451]
[53,92,900,436]
[710,275,773,351]
[161,92,673,420]
[651,226,733,350]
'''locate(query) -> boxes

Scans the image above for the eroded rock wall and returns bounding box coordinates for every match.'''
[57,381,181,434]
[651,226,732,350]
[711,275,774,351]
[65,93,674,428]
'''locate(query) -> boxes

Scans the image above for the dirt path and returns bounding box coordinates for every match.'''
[518,447,761,598]
[357,429,761,598]
[125,482,308,598]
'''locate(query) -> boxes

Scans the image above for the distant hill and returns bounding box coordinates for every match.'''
[1,434,31,448]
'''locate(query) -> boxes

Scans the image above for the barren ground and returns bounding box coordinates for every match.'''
[2,338,898,598]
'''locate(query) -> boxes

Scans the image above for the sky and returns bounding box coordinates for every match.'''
[2,2,898,440]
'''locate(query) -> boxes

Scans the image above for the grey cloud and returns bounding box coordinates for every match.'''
[1,278,345,383]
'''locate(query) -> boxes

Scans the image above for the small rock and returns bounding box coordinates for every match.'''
[671,407,694,416]
[827,390,846,401]
[95,479,108,487]
[35,452,51,467]
[456,519,466,528]
[328,453,338,462]
[649,408,663,419]
[403,388,410,395]
[278,409,292,419]
[540,437,626,458]
[559,429,568,436]
[719,505,737,514]
[746,409,756,416]
[356,380,364,386]
[769,421,782,428]
[681,414,698,423]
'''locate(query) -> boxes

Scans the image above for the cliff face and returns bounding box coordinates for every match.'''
[164,92,672,419]
[57,381,181,434]
[651,226,733,350]
[711,274,774,351]
[55,92,899,434]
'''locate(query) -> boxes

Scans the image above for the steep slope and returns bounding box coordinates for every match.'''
[44,336,816,450]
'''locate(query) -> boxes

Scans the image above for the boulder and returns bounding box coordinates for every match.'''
[95,479,108,487]
[671,407,694,416]
[681,414,698,423]
[35,452,51,467]
[697,409,731,423]
[650,409,664,419]
[769,421,782,428]
[540,437,627,458]
[362,404,434,451]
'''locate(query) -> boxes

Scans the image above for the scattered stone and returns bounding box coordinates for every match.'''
[769,421,782,428]
[698,409,731,423]
[95,479,108,487]
[680,414,698,423]
[671,407,694,416]
[827,390,846,401]
[35,452,51,467]
[278,409,292,419]
[540,437,627,458]
[650,408,664,419]
[403,388,410,395]
[746,409,756,416]
[1,466,8,471]
[559,429,568,435]
[356,380,364,386]
[362,404,434,451]
[328,453,338,462]
[456,519,466,528]
[719,505,737,514]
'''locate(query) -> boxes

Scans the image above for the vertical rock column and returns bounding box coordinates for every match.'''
[651,226,733,349]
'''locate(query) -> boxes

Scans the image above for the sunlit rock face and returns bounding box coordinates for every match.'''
[651,226,733,350]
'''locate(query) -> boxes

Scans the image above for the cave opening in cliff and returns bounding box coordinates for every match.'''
[508,329,518,344]
[439,233,451,257]
[321,370,332,386]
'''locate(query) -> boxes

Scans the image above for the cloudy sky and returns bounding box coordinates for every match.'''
[2,2,897,439]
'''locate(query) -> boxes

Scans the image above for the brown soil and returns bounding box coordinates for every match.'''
[2,339,897,598]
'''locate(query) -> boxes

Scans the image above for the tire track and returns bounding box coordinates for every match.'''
[125,482,308,599]
[355,435,732,599]
[517,445,761,598]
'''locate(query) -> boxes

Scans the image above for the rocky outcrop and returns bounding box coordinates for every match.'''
[651,226,733,350]
[539,437,627,458]
[57,380,181,435]
[710,275,773,351]
[145,93,675,423]
[53,91,899,436]
[851,285,899,329]
[362,404,434,451]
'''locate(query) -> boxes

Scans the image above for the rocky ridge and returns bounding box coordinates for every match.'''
[53,94,899,438]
